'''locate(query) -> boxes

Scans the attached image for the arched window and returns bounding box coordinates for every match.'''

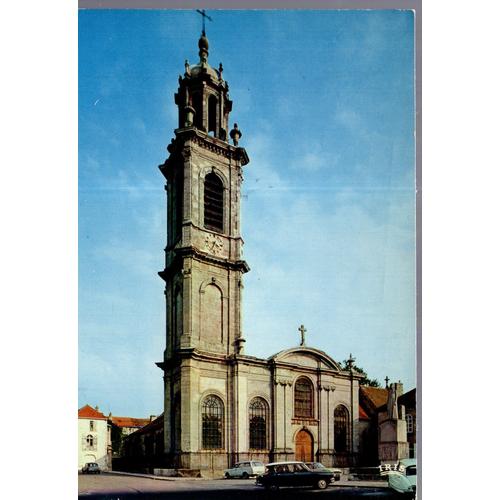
[204,172,223,232]
[249,397,268,449]
[86,434,95,449]
[294,377,313,418]
[201,395,224,449]
[208,95,217,135]
[334,405,350,452]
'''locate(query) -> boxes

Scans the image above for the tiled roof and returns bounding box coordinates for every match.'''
[359,405,370,420]
[110,416,150,428]
[129,413,164,436]
[78,404,107,420]
[360,386,389,410]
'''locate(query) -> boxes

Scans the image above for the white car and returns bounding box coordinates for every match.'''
[224,461,266,479]
[398,458,417,490]
[387,458,417,496]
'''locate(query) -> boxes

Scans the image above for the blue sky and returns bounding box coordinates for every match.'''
[79,9,415,417]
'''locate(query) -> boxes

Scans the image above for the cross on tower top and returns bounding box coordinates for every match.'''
[384,376,390,388]
[196,9,213,35]
[298,324,307,346]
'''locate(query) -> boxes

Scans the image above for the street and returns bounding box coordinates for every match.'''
[79,473,413,499]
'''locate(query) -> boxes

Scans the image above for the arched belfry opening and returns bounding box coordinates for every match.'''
[208,95,218,135]
[204,172,224,232]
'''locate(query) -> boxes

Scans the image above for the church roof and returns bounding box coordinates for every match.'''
[78,404,107,420]
[359,386,389,413]
[110,416,151,429]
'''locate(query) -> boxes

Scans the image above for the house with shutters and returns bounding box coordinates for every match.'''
[78,404,111,470]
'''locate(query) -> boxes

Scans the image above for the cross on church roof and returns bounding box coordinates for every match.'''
[196,9,213,35]
[346,353,356,371]
[384,375,390,388]
[298,324,307,346]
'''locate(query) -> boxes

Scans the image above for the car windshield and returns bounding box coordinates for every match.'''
[252,461,263,466]
[406,465,417,476]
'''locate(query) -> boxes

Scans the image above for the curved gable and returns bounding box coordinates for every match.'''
[269,347,342,371]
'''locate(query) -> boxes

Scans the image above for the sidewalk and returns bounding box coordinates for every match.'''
[104,470,389,487]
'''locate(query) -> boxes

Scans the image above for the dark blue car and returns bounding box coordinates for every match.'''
[256,461,333,491]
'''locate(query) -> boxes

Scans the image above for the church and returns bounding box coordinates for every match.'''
[154,29,363,475]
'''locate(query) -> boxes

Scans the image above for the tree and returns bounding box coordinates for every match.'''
[339,359,381,387]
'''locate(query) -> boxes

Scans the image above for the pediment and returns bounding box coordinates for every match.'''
[270,347,341,371]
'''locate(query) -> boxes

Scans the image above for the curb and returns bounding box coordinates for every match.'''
[104,471,206,481]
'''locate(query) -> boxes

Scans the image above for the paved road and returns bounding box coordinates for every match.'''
[79,473,413,499]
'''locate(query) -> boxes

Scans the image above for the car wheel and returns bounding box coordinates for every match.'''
[224,472,230,479]
[242,472,249,479]
[316,479,328,490]
[267,484,279,491]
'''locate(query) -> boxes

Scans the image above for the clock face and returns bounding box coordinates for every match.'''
[204,234,224,256]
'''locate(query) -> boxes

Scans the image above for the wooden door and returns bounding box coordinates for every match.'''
[295,429,313,462]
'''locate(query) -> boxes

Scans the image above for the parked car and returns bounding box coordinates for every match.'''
[305,462,342,481]
[224,461,265,479]
[82,462,101,474]
[384,458,416,497]
[397,458,417,491]
[255,461,334,491]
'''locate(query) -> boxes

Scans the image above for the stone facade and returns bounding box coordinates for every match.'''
[155,32,362,476]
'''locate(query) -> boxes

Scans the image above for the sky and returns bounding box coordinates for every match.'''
[79,9,415,418]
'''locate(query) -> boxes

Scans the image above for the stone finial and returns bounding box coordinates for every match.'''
[198,33,209,65]
[184,59,191,76]
[230,123,242,146]
[218,62,224,79]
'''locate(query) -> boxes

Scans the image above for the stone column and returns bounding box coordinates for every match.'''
[163,373,173,454]
[318,384,335,467]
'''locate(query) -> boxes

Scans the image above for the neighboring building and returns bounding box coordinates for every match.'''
[109,414,152,457]
[153,31,363,477]
[122,414,165,464]
[78,405,111,470]
[358,386,389,465]
[400,388,416,458]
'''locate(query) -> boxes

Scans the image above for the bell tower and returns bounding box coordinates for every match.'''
[157,30,250,469]
[158,31,249,361]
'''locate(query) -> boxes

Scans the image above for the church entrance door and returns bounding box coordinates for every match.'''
[295,429,313,462]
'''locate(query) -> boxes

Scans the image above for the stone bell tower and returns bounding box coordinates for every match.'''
[158,30,250,358]
[156,30,250,469]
